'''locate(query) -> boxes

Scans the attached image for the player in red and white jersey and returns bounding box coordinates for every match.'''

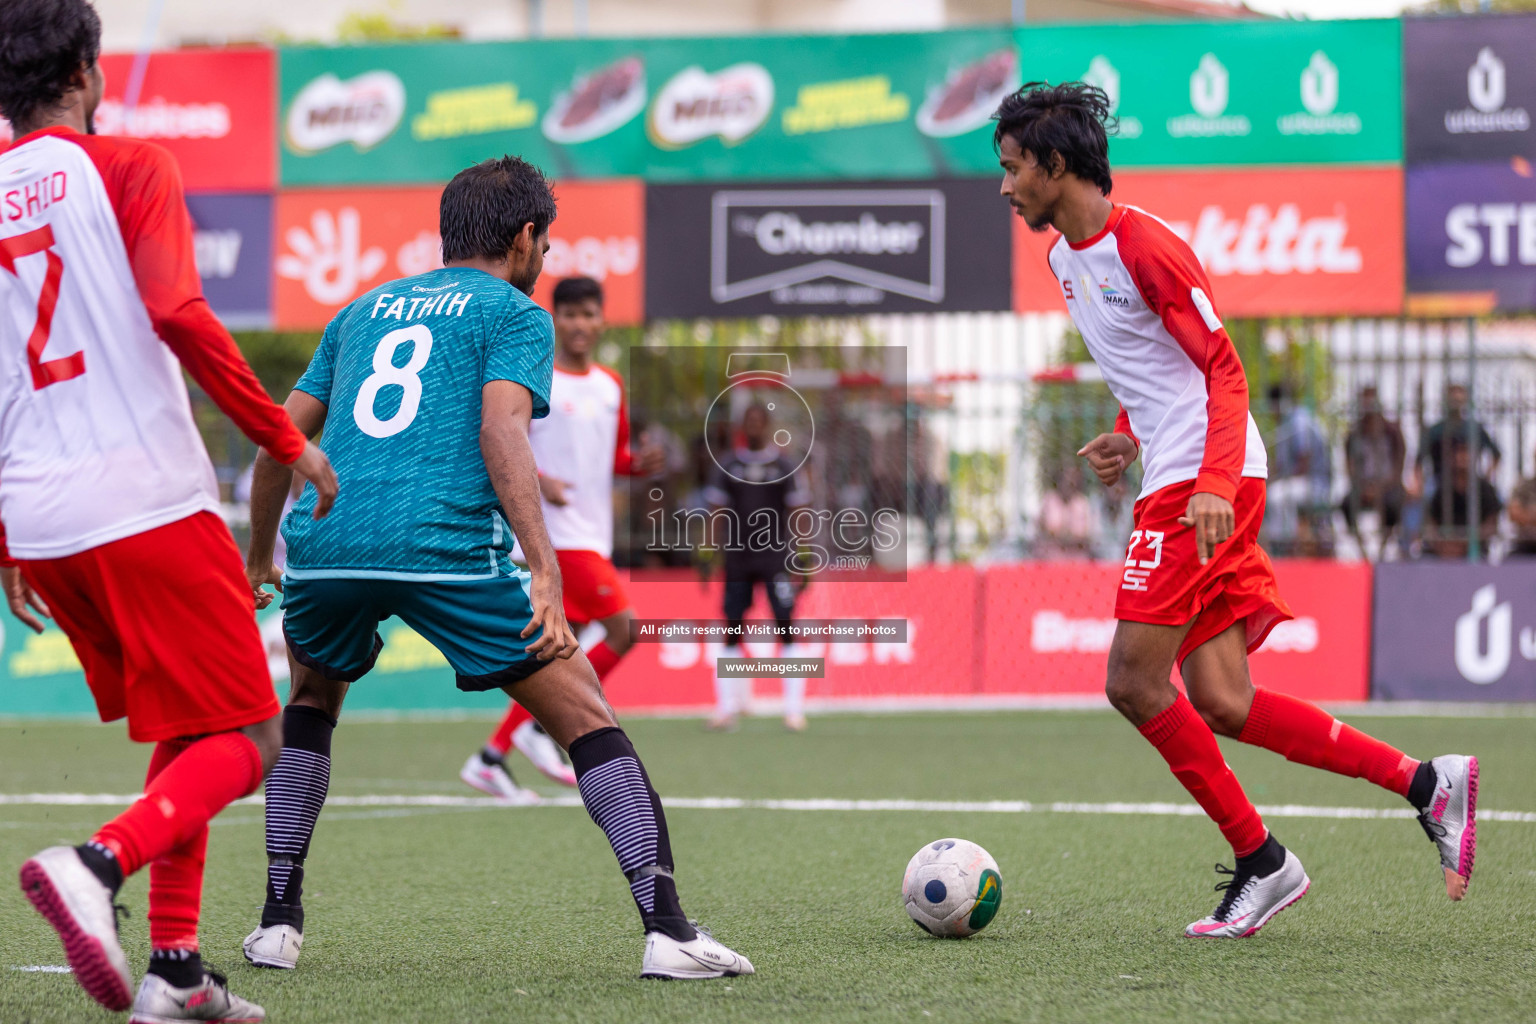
[995,82,1477,938]
[461,275,663,799]
[0,3,336,1017]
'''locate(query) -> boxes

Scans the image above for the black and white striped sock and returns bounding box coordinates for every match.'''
[570,727,696,942]
[261,704,335,929]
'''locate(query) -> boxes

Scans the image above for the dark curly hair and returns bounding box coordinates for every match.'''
[440,155,557,263]
[992,81,1116,196]
[0,0,102,131]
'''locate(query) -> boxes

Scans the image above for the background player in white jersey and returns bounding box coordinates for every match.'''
[242,158,751,980]
[462,275,665,800]
[994,82,1478,938]
[0,2,338,1018]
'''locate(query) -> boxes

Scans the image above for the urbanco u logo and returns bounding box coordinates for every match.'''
[1454,584,1511,685]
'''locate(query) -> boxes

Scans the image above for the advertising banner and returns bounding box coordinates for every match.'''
[185,193,273,328]
[979,561,1372,702]
[1406,161,1536,313]
[277,29,1013,186]
[3,50,276,191]
[646,178,1011,317]
[1013,167,1405,317]
[1016,20,1402,167]
[1403,14,1536,164]
[273,180,644,330]
[1373,562,1536,701]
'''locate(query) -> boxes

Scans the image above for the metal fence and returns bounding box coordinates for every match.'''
[208,313,1536,565]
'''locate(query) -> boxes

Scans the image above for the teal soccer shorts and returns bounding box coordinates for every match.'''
[280,574,547,690]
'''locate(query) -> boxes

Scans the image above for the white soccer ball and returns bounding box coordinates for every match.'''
[902,837,1003,937]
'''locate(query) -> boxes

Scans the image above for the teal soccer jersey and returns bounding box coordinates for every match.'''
[282,267,553,579]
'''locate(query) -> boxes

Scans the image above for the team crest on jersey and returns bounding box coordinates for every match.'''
[1097,280,1132,309]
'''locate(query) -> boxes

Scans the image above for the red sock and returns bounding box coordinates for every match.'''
[1239,688,1418,797]
[138,740,206,952]
[587,641,622,680]
[488,702,534,755]
[93,732,262,877]
[1139,694,1269,858]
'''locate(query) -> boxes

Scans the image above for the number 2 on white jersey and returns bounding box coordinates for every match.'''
[353,324,433,438]
[0,224,86,390]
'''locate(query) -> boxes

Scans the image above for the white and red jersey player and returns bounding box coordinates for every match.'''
[1049,203,1290,666]
[0,125,319,740]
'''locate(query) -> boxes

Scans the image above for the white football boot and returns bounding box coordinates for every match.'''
[18,845,133,1010]
[242,923,303,969]
[1186,846,1310,939]
[459,753,542,805]
[641,924,755,979]
[1415,754,1479,900]
[512,720,578,787]
[128,968,264,1023]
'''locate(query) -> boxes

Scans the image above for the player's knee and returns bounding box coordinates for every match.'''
[242,715,284,778]
[1104,647,1167,719]
[1189,690,1248,738]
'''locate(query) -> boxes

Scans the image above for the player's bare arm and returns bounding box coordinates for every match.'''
[246,391,334,608]
[1078,433,1139,488]
[481,378,579,661]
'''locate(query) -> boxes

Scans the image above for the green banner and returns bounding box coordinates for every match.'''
[278,29,1016,185]
[0,613,493,717]
[1016,20,1402,167]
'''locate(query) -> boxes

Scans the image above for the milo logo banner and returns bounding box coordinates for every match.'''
[1016,20,1401,167]
[278,29,1013,186]
[1404,14,1536,164]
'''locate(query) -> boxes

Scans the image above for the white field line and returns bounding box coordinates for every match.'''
[2,792,1535,823]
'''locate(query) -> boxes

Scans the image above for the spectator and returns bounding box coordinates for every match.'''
[909,417,950,563]
[1091,478,1136,562]
[1423,440,1501,560]
[1340,385,1407,561]
[1266,383,1334,556]
[1507,456,1536,558]
[1418,383,1500,500]
[1037,463,1094,559]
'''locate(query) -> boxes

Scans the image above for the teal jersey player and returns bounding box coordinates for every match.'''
[282,267,553,580]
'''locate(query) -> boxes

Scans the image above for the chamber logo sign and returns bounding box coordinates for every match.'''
[915,48,1018,138]
[1447,48,1530,135]
[1082,55,1141,139]
[710,189,942,307]
[544,56,647,144]
[286,71,406,154]
[1279,51,1361,136]
[1168,53,1250,138]
[649,63,773,148]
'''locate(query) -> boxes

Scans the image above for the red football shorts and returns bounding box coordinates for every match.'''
[20,511,280,742]
[1114,477,1293,668]
[555,549,630,624]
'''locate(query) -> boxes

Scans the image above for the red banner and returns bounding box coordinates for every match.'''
[274,180,643,330]
[2,50,275,192]
[603,560,1371,710]
[1013,168,1404,318]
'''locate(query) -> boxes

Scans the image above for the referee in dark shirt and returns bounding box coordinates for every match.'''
[704,403,812,732]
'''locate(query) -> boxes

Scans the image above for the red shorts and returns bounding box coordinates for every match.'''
[21,511,280,742]
[555,549,630,624]
[1114,478,1292,668]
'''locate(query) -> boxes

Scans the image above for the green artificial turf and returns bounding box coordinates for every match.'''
[2,711,1533,1023]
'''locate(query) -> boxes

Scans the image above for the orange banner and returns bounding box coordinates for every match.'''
[273,180,644,330]
[1013,167,1404,318]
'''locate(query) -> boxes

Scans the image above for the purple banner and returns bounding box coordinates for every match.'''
[1372,562,1536,701]
[184,192,272,328]
[1406,161,1536,312]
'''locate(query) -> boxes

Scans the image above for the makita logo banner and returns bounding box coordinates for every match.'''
[646,180,1010,316]
[1013,167,1403,317]
[1405,15,1536,163]
[1373,563,1536,701]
